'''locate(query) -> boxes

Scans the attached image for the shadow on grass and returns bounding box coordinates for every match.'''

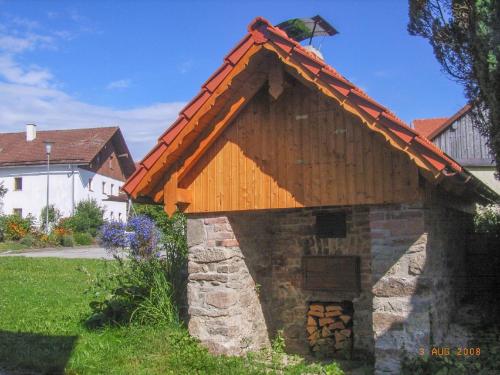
[0,330,77,374]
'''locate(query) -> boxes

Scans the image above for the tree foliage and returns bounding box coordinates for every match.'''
[67,199,104,237]
[40,204,62,232]
[0,182,6,198]
[408,0,500,174]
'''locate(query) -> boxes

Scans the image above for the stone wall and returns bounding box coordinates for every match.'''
[424,206,471,344]
[370,203,471,374]
[186,216,270,355]
[186,206,374,358]
[186,202,471,374]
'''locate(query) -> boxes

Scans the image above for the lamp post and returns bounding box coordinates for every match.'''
[44,141,53,233]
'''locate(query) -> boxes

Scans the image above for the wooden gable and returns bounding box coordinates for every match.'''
[124,17,498,213]
[173,74,419,214]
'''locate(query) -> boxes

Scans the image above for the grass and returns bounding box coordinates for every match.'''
[0,257,347,375]
[0,241,31,252]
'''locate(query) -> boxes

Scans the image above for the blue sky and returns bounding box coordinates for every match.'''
[0,0,466,160]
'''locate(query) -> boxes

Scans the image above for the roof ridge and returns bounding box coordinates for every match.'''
[124,16,468,198]
[426,104,471,140]
[0,126,119,136]
[413,117,449,121]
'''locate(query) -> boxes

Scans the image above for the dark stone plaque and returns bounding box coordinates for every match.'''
[302,256,360,293]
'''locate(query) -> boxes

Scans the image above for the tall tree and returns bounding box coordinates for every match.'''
[408,0,499,175]
[0,182,6,214]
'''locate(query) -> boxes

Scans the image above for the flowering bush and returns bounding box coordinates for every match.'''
[127,216,160,258]
[40,205,62,232]
[99,221,128,252]
[0,214,34,241]
[99,215,160,258]
[474,205,500,234]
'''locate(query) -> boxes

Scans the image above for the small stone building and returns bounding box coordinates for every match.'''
[123,17,498,374]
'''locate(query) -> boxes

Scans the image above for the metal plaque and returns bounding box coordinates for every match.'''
[303,256,360,293]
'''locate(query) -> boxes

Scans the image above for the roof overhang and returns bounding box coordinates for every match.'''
[122,17,499,208]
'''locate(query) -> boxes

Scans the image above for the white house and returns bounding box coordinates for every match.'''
[0,125,136,223]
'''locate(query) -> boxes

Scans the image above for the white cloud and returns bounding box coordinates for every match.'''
[106,79,131,90]
[0,33,54,53]
[0,14,184,161]
[0,55,53,87]
[0,81,185,160]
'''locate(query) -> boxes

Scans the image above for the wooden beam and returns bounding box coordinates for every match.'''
[163,169,178,217]
[177,73,268,182]
[134,45,264,198]
[264,44,442,180]
[268,61,284,100]
[176,188,192,204]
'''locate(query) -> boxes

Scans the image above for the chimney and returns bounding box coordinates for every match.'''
[26,123,36,142]
[303,45,324,60]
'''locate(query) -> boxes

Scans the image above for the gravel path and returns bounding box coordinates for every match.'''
[0,246,114,259]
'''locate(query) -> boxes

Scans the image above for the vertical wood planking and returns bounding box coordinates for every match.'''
[344,111,356,205]
[310,91,321,205]
[319,97,337,202]
[335,106,346,203]
[301,86,312,207]
[354,120,364,202]
[183,76,423,213]
[373,133,384,203]
[284,86,294,207]
[276,93,287,208]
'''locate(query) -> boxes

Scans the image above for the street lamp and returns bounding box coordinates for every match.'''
[44,141,53,233]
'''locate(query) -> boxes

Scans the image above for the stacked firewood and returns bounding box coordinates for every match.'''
[306,302,353,357]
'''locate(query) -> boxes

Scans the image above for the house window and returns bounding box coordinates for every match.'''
[13,208,22,217]
[109,156,114,170]
[88,177,93,191]
[315,212,346,238]
[118,212,122,221]
[102,181,106,194]
[110,184,114,196]
[14,177,22,191]
[110,211,114,220]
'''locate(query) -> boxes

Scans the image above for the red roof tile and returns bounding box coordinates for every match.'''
[123,16,467,198]
[412,117,449,139]
[412,105,472,140]
[0,127,118,167]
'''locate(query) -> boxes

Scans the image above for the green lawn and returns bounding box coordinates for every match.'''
[0,258,255,374]
[0,241,31,252]
[0,257,351,375]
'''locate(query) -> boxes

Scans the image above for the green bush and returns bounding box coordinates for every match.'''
[61,234,74,247]
[47,232,62,247]
[86,257,180,328]
[74,232,93,245]
[133,204,188,306]
[19,235,34,247]
[67,199,104,237]
[40,205,62,232]
[0,214,34,241]
[474,205,500,233]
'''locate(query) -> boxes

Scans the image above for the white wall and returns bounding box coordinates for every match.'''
[0,164,127,224]
[467,167,500,195]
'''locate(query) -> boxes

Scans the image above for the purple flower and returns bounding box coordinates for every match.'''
[127,216,160,258]
[98,215,160,259]
[99,221,128,251]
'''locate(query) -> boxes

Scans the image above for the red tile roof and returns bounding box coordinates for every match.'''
[430,105,472,140]
[0,127,119,167]
[412,118,449,138]
[123,16,466,198]
[412,105,473,141]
